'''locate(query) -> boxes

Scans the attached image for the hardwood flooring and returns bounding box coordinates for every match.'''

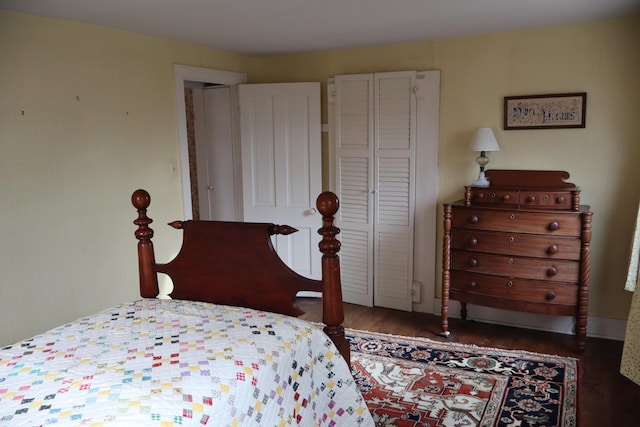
[297,298,640,427]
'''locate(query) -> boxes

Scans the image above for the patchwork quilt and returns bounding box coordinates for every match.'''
[0,299,373,426]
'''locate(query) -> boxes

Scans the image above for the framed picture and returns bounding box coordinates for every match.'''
[504,92,586,130]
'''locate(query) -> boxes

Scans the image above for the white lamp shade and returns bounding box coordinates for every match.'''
[469,127,500,152]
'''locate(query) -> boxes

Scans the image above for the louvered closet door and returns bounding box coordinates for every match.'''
[335,75,375,307]
[335,72,416,311]
[374,72,416,311]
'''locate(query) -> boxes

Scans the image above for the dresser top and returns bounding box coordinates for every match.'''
[483,169,577,190]
[460,170,587,212]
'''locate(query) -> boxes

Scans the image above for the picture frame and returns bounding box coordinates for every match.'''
[504,92,586,130]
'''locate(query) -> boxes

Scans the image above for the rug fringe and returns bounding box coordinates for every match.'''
[346,328,580,362]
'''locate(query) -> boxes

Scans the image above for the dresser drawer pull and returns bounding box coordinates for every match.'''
[556,196,565,204]
[468,257,478,267]
[490,192,496,199]
[508,236,515,243]
[543,194,549,201]
[502,194,510,201]
[509,213,516,220]
[547,244,559,254]
[547,266,558,277]
[527,195,536,203]
[508,258,514,264]
[468,281,477,288]
[469,215,479,224]
[546,291,556,300]
[507,281,513,287]
[548,221,560,231]
[469,237,478,246]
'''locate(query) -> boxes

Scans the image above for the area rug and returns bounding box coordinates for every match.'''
[348,329,579,427]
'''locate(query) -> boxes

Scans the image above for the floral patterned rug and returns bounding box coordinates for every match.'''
[348,329,579,427]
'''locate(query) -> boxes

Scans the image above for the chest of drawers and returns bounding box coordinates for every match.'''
[440,170,593,352]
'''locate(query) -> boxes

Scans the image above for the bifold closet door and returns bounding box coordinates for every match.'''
[334,72,416,311]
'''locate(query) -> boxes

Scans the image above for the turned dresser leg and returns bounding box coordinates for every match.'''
[439,203,452,339]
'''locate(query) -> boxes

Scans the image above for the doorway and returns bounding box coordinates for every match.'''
[189,84,241,221]
[174,65,324,282]
[173,64,247,220]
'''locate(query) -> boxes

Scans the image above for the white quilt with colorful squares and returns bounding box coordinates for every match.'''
[0,299,374,426]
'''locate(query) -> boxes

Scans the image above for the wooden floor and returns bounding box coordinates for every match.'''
[297,298,640,427]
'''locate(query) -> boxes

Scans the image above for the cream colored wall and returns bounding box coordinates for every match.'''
[250,15,640,321]
[0,10,253,345]
[431,18,640,320]
[1,9,638,346]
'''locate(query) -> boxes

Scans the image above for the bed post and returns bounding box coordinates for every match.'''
[316,191,349,365]
[132,189,159,298]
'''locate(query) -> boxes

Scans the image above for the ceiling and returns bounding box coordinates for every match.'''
[1,0,639,56]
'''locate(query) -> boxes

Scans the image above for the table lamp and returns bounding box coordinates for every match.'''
[468,127,500,187]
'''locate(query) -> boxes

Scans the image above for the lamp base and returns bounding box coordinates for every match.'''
[472,171,490,187]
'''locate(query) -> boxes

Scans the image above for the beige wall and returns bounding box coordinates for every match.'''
[0,10,253,345]
[1,9,638,345]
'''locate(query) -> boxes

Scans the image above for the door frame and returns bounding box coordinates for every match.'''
[173,64,247,219]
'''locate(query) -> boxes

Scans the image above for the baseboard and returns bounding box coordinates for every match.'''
[433,298,628,341]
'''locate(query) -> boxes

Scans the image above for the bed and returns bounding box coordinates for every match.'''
[0,189,374,426]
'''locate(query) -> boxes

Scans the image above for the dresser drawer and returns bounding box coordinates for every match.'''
[518,191,573,210]
[468,188,519,206]
[450,270,578,306]
[451,229,581,260]
[451,250,580,282]
[451,205,582,236]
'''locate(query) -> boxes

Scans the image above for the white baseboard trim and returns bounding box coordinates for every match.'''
[433,298,628,341]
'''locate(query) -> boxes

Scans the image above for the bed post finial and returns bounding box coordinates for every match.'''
[132,189,159,298]
[316,191,349,364]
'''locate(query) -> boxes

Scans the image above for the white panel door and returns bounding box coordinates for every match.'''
[193,86,239,222]
[239,83,322,279]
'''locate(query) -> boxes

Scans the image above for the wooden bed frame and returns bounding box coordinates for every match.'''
[131,189,349,364]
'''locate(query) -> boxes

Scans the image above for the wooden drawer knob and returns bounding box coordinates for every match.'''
[546,291,556,300]
[502,194,510,201]
[468,281,477,288]
[468,257,478,267]
[547,266,558,277]
[556,196,565,204]
[547,244,559,254]
[469,237,478,246]
[469,215,479,224]
[527,195,536,203]
[548,221,560,231]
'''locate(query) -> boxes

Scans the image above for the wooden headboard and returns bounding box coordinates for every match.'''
[131,189,349,363]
